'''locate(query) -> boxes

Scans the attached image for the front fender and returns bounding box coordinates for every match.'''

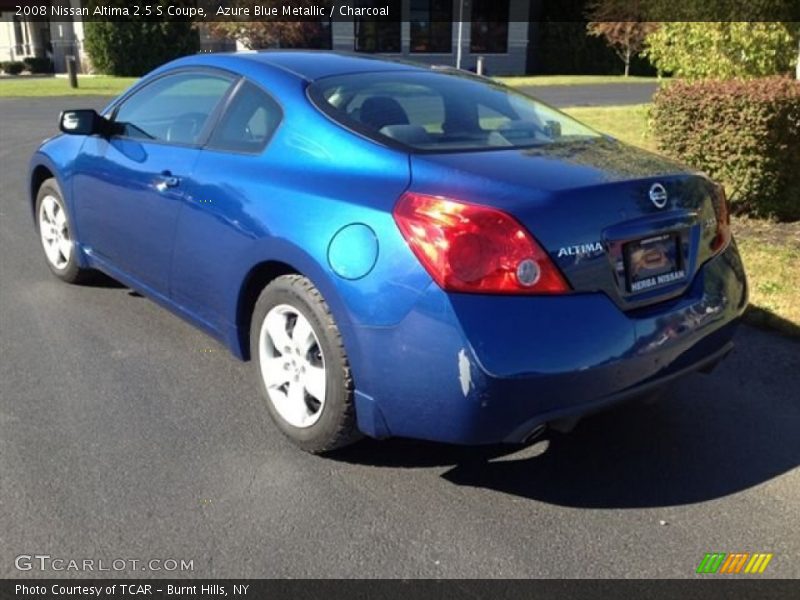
[29,139,90,268]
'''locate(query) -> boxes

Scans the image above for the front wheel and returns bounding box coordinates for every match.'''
[250,274,360,453]
[35,178,93,284]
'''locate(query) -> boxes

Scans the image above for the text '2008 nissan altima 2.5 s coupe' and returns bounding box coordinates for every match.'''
[29,51,747,453]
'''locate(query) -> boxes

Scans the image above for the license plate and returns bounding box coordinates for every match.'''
[624,233,684,292]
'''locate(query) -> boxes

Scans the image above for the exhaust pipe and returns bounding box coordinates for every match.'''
[520,424,547,445]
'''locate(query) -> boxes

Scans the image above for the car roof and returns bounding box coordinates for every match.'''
[218,50,428,82]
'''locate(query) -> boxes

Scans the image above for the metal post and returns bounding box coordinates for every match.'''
[455,0,464,70]
[476,55,484,75]
[66,55,78,88]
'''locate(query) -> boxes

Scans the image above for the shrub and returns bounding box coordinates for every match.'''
[644,22,799,80]
[2,61,25,75]
[84,1,199,76]
[22,56,53,73]
[651,77,800,221]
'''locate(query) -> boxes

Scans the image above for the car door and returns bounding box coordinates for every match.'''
[170,79,284,331]
[72,69,236,293]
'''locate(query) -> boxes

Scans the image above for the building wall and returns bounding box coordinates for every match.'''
[0,13,40,63]
[0,16,16,62]
[49,20,85,73]
[3,0,532,75]
[332,0,530,76]
[0,5,85,73]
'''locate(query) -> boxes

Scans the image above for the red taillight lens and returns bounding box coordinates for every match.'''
[711,185,732,254]
[393,192,570,294]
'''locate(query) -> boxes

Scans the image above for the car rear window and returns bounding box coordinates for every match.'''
[309,70,601,152]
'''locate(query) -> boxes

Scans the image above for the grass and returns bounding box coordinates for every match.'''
[563,104,657,152]
[738,237,800,336]
[729,219,800,337]
[0,74,660,96]
[0,76,137,97]
[497,75,660,87]
[564,103,800,337]
[0,74,661,96]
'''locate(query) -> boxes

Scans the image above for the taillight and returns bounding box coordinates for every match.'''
[710,185,732,255]
[393,192,570,294]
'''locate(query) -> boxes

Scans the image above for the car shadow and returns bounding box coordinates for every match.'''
[331,365,800,509]
[82,271,126,289]
[79,272,143,297]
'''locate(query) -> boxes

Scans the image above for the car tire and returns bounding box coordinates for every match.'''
[250,274,361,453]
[35,178,93,284]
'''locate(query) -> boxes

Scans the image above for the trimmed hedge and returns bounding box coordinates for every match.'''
[1,61,25,75]
[23,56,53,74]
[84,2,199,76]
[651,77,800,221]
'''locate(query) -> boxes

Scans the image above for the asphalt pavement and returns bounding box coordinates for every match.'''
[1,97,799,578]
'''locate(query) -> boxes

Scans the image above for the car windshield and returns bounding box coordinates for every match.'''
[309,70,601,152]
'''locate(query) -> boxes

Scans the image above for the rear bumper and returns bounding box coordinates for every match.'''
[351,242,747,445]
[501,335,734,443]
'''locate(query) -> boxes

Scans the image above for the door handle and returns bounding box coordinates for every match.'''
[155,171,180,192]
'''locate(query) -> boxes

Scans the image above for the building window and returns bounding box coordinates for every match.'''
[354,21,401,53]
[354,1,400,53]
[470,0,509,54]
[410,0,452,53]
[12,16,24,52]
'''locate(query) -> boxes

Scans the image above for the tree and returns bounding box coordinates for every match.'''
[644,22,800,80]
[585,1,658,76]
[84,1,199,76]
[208,0,327,49]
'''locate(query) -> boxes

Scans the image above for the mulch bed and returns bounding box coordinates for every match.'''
[732,216,800,249]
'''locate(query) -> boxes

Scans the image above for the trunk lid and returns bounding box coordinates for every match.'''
[409,139,724,310]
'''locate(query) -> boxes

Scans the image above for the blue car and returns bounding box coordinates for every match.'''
[29,52,747,453]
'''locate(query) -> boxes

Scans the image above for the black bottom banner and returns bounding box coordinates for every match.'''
[1,580,797,600]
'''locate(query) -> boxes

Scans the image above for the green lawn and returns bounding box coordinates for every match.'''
[563,104,657,152]
[497,75,661,87]
[1,74,663,96]
[1,74,662,96]
[0,76,137,97]
[564,103,800,337]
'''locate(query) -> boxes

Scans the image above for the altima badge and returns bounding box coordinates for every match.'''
[557,242,603,258]
[649,183,668,209]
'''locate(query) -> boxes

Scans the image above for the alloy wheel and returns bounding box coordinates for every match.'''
[258,304,327,428]
[38,194,72,270]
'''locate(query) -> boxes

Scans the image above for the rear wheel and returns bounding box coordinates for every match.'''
[250,274,360,453]
[36,178,93,284]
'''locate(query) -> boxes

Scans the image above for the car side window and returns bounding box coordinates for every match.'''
[206,81,282,153]
[113,72,234,145]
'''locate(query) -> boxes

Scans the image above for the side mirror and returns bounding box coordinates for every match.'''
[59,109,113,136]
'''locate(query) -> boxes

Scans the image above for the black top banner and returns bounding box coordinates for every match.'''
[2,0,800,22]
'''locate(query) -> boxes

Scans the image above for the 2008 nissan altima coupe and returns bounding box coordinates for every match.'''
[29,52,747,453]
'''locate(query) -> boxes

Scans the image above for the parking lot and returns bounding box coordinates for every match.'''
[1,96,799,578]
